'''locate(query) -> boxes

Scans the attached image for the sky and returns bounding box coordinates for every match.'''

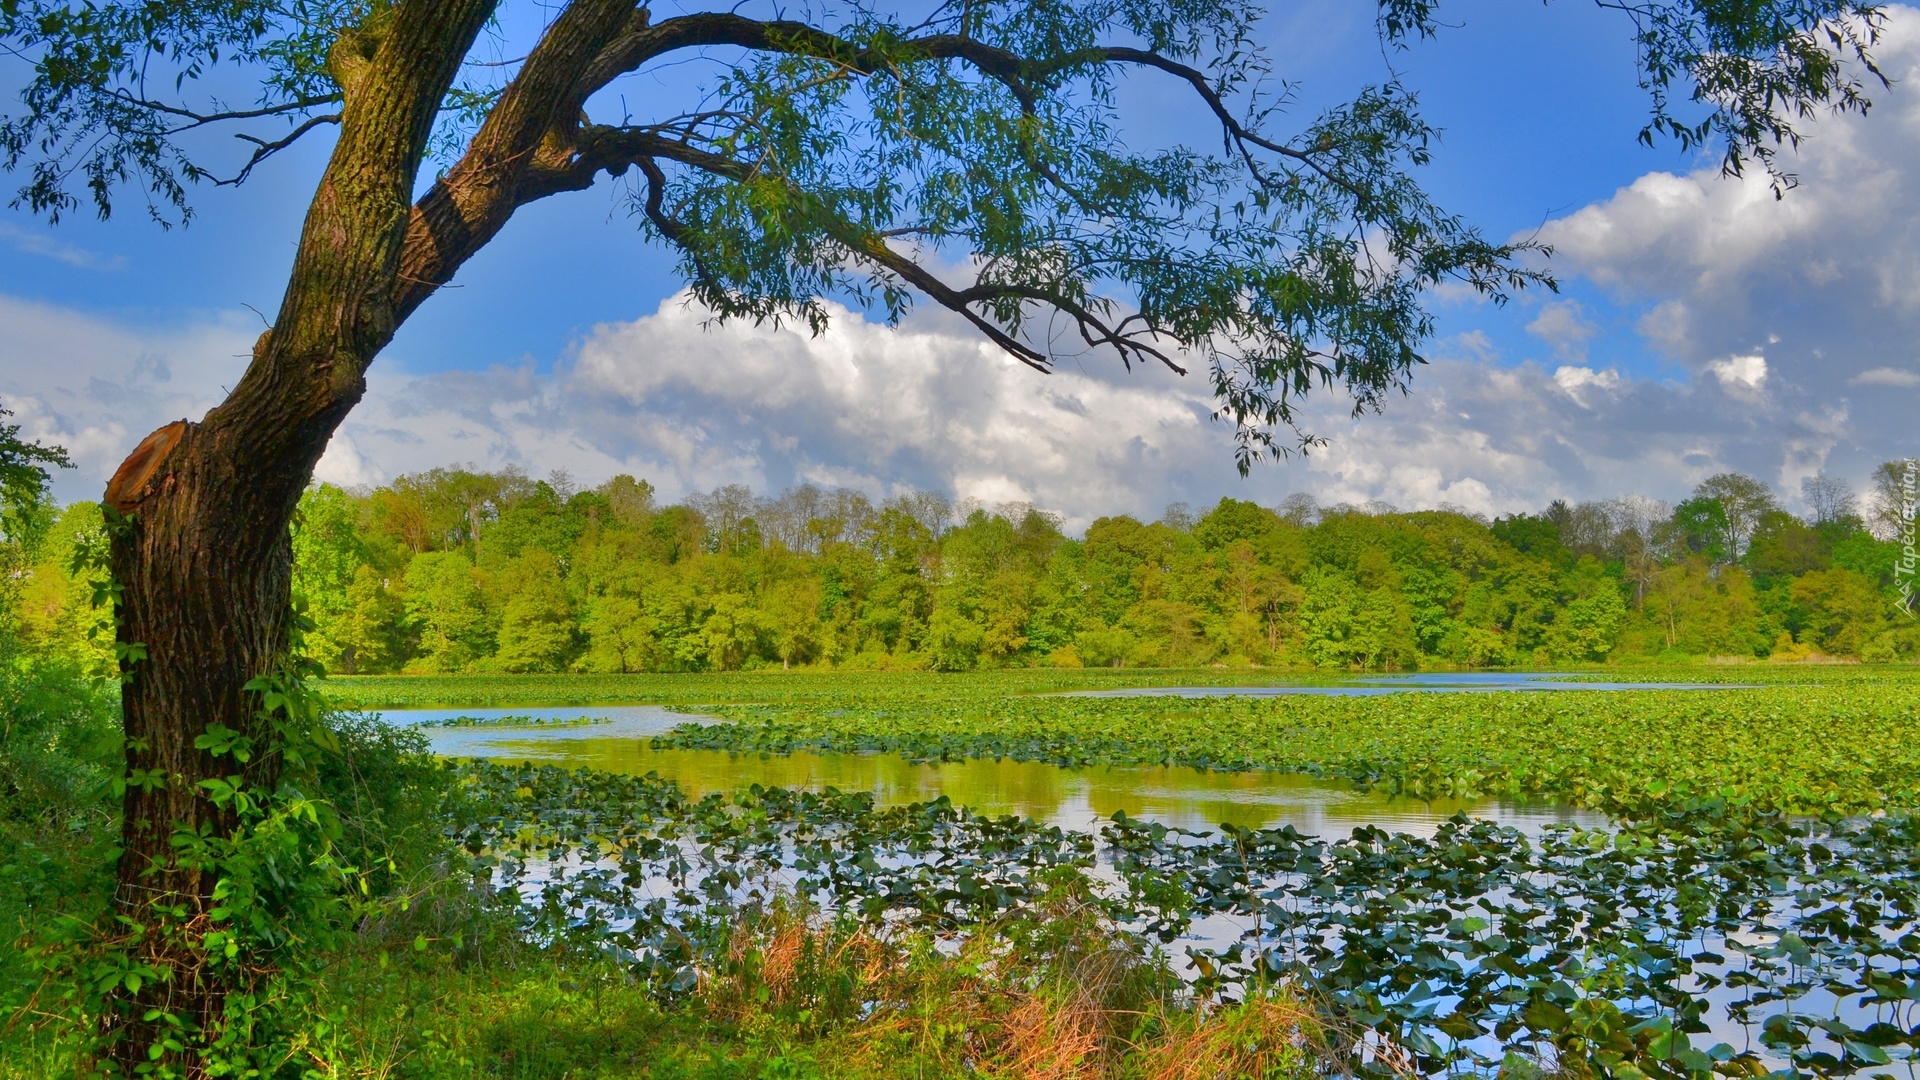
[1,0,1916,531]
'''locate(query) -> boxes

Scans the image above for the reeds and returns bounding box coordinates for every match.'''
[689,880,1376,1080]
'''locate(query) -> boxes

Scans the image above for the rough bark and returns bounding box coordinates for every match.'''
[100,0,499,1067]
[90,0,1066,1069]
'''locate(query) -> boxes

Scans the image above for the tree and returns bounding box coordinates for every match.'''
[488,550,578,671]
[1607,495,1673,609]
[290,484,371,669]
[0,0,1887,1067]
[1692,473,1779,564]
[0,404,72,560]
[1801,472,1858,524]
[1672,496,1732,564]
[402,550,491,671]
[1867,459,1918,541]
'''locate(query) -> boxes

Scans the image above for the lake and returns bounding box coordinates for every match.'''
[387,690,1610,837]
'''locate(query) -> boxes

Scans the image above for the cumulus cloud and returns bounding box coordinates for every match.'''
[0,294,252,503]
[1551,365,1624,408]
[1532,7,1920,498]
[0,277,1902,530]
[310,290,1866,527]
[1526,300,1598,361]
[324,297,1242,529]
[1707,354,1768,393]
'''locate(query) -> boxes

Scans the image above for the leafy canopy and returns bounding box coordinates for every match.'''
[0,0,1885,466]
[0,403,72,553]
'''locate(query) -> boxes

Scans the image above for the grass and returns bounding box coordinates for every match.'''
[8,886,1332,1080]
[317,663,1914,711]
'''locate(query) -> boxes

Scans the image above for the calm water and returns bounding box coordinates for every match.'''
[388,701,1607,837]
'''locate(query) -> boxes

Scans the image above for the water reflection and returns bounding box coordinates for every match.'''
[399,711,1604,838]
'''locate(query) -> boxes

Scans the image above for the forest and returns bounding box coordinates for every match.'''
[18,463,1915,676]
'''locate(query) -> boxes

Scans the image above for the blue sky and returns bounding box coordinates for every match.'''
[2,0,1913,526]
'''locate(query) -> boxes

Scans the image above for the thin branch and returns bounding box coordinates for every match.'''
[576,126,1196,378]
[108,90,343,130]
[1086,48,1358,197]
[216,114,342,186]
[579,13,1038,111]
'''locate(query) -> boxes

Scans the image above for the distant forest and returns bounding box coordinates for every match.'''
[15,463,1918,673]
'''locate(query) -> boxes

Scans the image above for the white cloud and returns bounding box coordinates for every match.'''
[1552,365,1623,408]
[0,294,252,502]
[1707,353,1768,392]
[3,269,1903,530]
[1526,300,1598,361]
[317,291,1870,525]
[1850,366,1920,388]
[332,296,1237,530]
[1531,6,1920,497]
[0,222,128,270]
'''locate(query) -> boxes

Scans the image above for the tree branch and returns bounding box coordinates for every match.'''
[108,90,343,130]
[393,0,641,322]
[576,12,1038,111]
[216,114,343,186]
[571,127,1199,378]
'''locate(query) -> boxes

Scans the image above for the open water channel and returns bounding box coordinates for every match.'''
[382,672,1747,837]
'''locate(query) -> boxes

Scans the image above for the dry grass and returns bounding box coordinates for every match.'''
[1142,996,1323,1080]
[689,887,1370,1080]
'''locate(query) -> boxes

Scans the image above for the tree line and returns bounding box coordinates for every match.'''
[11,462,1917,675]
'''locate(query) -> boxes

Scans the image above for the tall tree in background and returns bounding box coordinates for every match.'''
[1693,472,1781,564]
[1802,473,1859,524]
[1869,459,1918,540]
[0,0,1886,1069]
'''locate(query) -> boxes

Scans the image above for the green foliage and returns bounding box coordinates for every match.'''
[2,577,472,1075]
[0,403,72,558]
[403,550,493,673]
[275,474,1914,680]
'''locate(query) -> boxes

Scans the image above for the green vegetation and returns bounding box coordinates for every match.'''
[651,668,1920,816]
[53,465,1871,683]
[19,466,1915,688]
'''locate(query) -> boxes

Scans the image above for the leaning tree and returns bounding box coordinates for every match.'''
[0,0,1882,1070]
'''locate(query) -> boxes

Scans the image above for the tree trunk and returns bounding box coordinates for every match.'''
[102,420,309,1067]
[95,0,500,1069]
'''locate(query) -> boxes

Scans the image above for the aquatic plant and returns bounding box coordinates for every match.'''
[451,761,1920,1078]
[654,676,1920,818]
